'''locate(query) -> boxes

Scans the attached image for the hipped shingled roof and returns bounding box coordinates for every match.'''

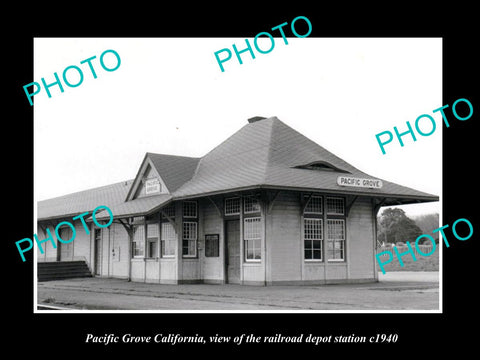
[38,116,438,221]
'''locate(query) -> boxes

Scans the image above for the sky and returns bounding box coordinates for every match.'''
[34,37,442,218]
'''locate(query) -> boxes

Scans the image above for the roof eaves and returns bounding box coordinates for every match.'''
[171,183,439,203]
[124,153,150,201]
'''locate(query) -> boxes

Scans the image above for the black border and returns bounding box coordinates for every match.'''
[7,5,479,354]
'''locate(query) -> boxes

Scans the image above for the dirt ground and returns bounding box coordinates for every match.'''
[36,271,439,311]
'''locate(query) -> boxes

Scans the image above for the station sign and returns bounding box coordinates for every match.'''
[337,176,383,189]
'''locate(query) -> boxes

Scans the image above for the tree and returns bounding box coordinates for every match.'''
[377,208,423,245]
[411,213,439,243]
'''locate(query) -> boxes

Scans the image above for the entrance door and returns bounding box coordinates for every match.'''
[59,227,73,261]
[226,220,240,284]
[94,229,102,275]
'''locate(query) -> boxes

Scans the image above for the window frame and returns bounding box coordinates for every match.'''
[225,197,241,216]
[244,216,262,262]
[146,222,159,259]
[132,224,145,258]
[160,221,176,258]
[161,204,176,219]
[326,196,345,216]
[244,196,261,214]
[303,218,323,261]
[183,200,197,218]
[182,221,198,258]
[303,195,347,262]
[326,218,346,262]
[304,195,323,215]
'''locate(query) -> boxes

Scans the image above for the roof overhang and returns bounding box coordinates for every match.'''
[171,184,439,204]
[93,194,173,221]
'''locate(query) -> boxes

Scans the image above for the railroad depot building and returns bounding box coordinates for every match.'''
[37,116,438,285]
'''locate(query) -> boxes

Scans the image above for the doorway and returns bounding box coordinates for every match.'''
[59,227,73,261]
[225,220,240,284]
[94,228,102,275]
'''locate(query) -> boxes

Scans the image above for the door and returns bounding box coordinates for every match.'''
[59,227,73,261]
[226,220,240,284]
[94,229,102,275]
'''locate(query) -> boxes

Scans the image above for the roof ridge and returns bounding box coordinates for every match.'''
[262,117,279,184]
[146,152,200,159]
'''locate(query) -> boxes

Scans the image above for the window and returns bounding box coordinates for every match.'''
[132,225,144,258]
[327,219,345,261]
[225,197,240,215]
[183,221,197,257]
[244,217,261,261]
[146,223,159,258]
[304,195,323,214]
[304,218,323,260]
[183,201,197,218]
[244,196,260,214]
[162,204,175,219]
[205,234,219,257]
[161,222,176,257]
[326,197,345,215]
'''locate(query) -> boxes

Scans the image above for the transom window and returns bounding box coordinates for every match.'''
[244,196,260,214]
[225,197,240,215]
[162,204,175,219]
[183,201,197,218]
[326,197,345,215]
[244,217,261,261]
[304,195,323,214]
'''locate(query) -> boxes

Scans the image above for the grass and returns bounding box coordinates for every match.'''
[376,249,439,272]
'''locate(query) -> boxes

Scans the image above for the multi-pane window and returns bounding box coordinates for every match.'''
[160,204,176,258]
[161,222,176,257]
[327,219,345,261]
[304,218,323,260]
[244,217,261,261]
[225,197,240,215]
[326,197,345,215]
[146,223,159,258]
[304,195,323,214]
[244,196,260,214]
[132,225,144,258]
[183,201,197,218]
[182,221,197,257]
[162,204,175,219]
[303,195,346,261]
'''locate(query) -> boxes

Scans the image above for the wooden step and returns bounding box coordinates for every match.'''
[37,261,92,282]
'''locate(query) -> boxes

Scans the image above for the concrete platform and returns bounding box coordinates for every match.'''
[36,271,440,311]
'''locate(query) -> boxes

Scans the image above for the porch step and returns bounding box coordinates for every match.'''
[37,261,92,282]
